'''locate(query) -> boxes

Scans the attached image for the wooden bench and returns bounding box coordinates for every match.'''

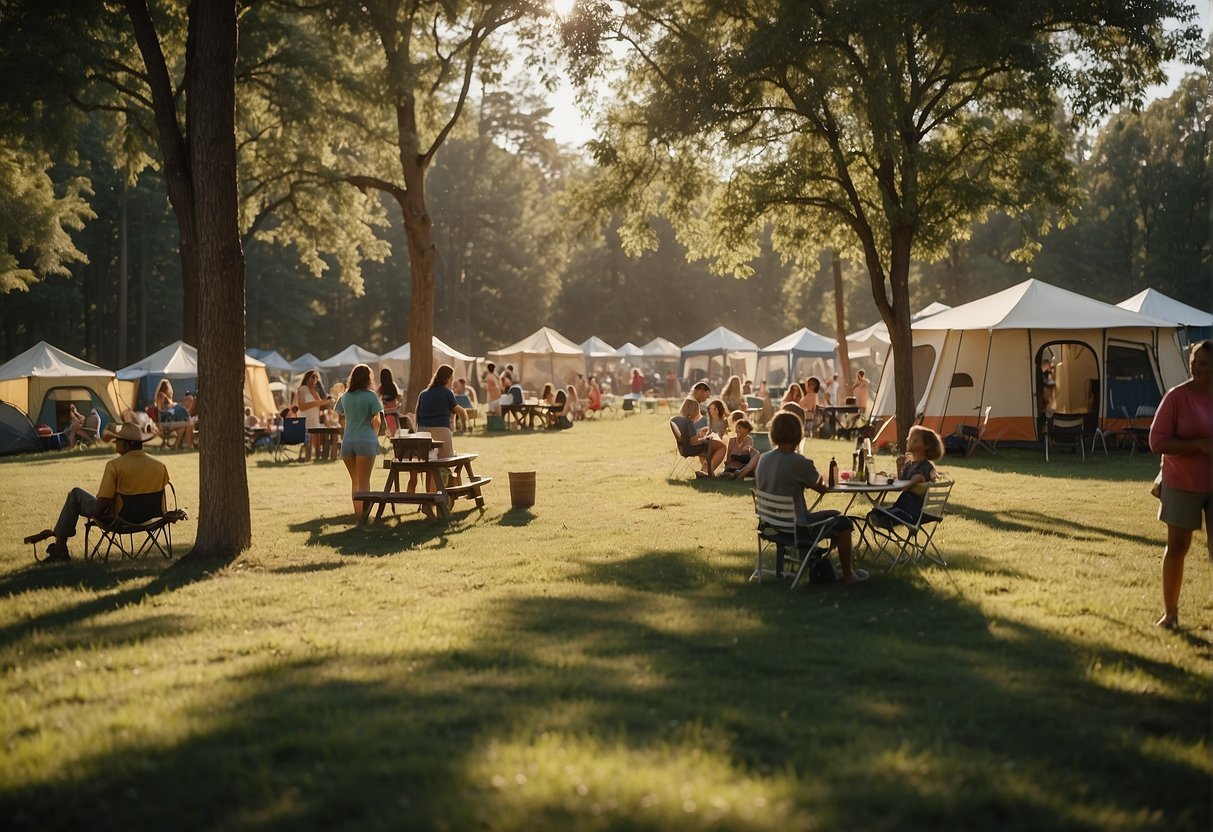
[362,452,491,522]
[354,490,450,522]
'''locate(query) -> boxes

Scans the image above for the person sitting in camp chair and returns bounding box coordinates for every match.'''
[25,421,170,563]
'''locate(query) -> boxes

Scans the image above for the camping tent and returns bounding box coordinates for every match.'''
[846,302,952,370]
[0,400,39,455]
[870,280,1185,445]
[487,327,586,387]
[116,340,276,417]
[679,326,758,383]
[756,328,837,389]
[318,344,380,385]
[0,341,129,430]
[1118,288,1212,349]
[378,337,478,393]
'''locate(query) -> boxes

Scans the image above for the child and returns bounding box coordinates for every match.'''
[868,425,943,528]
[720,415,760,480]
[706,398,730,439]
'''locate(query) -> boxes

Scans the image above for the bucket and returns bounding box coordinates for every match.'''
[508,471,536,508]
[487,414,507,431]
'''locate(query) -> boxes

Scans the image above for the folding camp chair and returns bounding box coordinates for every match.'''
[1123,405,1155,456]
[1045,413,1086,461]
[962,406,995,457]
[84,483,187,561]
[867,480,953,569]
[669,420,701,478]
[274,417,308,462]
[751,489,838,589]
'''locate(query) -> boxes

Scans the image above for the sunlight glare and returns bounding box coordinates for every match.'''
[552,0,576,18]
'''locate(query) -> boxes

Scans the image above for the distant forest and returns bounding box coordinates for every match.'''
[2,67,1208,369]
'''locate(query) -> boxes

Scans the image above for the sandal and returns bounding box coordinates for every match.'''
[1155,613,1179,630]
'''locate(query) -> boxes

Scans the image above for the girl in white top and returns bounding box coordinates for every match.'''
[295,369,331,461]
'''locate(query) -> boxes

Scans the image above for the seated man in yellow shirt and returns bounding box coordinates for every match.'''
[38,421,171,563]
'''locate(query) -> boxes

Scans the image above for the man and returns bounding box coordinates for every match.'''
[691,381,712,429]
[826,374,840,407]
[754,411,868,583]
[36,421,170,563]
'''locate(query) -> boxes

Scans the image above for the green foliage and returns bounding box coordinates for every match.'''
[0,144,94,293]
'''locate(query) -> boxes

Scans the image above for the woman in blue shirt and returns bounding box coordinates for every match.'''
[335,363,382,519]
[417,364,466,459]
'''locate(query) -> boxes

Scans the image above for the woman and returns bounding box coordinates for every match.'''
[154,379,195,449]
[1149,340,1212,630]
[335,364,382,519]
[295,369,331,461]
[852,370,871,413]
[630,368,645,395]
[781,382,804,409]
[672,396,726,478]
[483,362,502,415]
[586,376,603,416]
[798,377,821,437]
[418,362,467,461]
[721,375,744,414]
[378,367,400,435]
[540,382,556,405]
[553,385,577,429]
[63,404,86,445]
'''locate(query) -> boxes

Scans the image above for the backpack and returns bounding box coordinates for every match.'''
[807,556,837,585]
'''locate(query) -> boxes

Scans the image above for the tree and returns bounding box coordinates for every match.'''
[565,0,1203,443]
[275,0,551,411]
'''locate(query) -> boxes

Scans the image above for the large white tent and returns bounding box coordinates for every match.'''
[318,344,380,385]
[756,328,837,389]
[870,280,1185,445]
[580,336,618,359]
[641,337,681,363]
[1118,288,1212,348]
[0,341,129,428]
[487,327,586,387]
[846,302,951,371]
[379,337,478,393]
[117,340,276,416]
[679,326,758,383]
[616,342,644,361]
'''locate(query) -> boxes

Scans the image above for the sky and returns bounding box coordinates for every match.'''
[542,3,1213,148]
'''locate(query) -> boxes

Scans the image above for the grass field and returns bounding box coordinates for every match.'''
[1,415,1209,831]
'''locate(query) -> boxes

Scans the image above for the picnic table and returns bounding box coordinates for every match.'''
[354,431,492,522]
[818,405,861,439]
[307,425,341,460]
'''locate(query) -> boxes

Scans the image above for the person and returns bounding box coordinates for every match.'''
[34,421,170,562]
[1149,340,1212,630]
[672,396,726,477]
[755,411,867,583]
[757,380,774,427]
[417,363,466,460]
[721,375,744,413]
[826,374,840,407]
[295,369,332,462]
[852,370,871,413]
[799,377,821,436]
[631,367,645,396]
[552,386,577,430]
[154,379,194,449]
[743,379,753,396]
[586,375,604,416]
[706,398,730,438]
[244,406,260,429]
[720,414,760,480]
[540,382,556,405]
[781,382,804,409]
[665,370,678,398]
[335,364,382,519]
[691,381,712,429]
[452,377,475,432]
[62,403,86,445]
[868,426,943,529]
[378,367,401,435]
[483,362,502,415]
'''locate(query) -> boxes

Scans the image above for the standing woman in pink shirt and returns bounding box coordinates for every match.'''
[1149,340,1212,630]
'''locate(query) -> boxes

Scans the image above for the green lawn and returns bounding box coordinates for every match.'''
[1,415,1209,831]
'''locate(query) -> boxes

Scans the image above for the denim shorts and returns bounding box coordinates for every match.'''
[340,437,380,458]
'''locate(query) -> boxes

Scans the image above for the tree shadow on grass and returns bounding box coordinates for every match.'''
[947,502,1159,547]
[286,508,489,557]
[0,558,166,600]
[3,548,1206,830]
[937,447,1160,482]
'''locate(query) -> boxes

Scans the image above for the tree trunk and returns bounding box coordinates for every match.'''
[117,178,129,367]
[187,0,250,560]
[830,250,851,390]
[884,225,916,450]
[400,157,436,417]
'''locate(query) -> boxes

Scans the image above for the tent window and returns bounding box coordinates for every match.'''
[1106,342,1162,416]
[912,345,935,406]
[949,373,973,388]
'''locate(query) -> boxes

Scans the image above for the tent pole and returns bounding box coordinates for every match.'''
[976,330,993,433]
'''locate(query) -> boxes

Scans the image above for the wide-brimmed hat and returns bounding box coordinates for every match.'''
[103,422,147,443]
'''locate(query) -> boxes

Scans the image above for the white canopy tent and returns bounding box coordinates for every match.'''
[379,337,478,394]
[117,340,276,416]
[253,350,298,377]
[0,341,129,428]
[580,336,618,358]
[641,337,682,370]
[756,328,837,389]
[870,280,1185,445]
[1118,288,1212,349]
[846,302,951,370]
[487,327,586,388]
[616,342,644,360]
[679,326,758,383]
[318,344,380,386]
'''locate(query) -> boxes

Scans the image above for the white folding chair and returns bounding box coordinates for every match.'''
[962,406,996,457]
[668,420,700,479]
[867,480,953,568]
[752,489,837,589]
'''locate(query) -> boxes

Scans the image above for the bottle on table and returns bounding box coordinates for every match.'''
[828,456,838,488]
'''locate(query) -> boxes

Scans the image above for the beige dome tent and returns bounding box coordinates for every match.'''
[871,280,1185,445]
[0,341,129,429]
[379,337,478,395]
[487,327,586,389]
[116,340,276,418]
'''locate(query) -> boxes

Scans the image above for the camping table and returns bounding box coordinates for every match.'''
[818,405,861,439]
[808,479,912,555]
[307,425,342,460]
